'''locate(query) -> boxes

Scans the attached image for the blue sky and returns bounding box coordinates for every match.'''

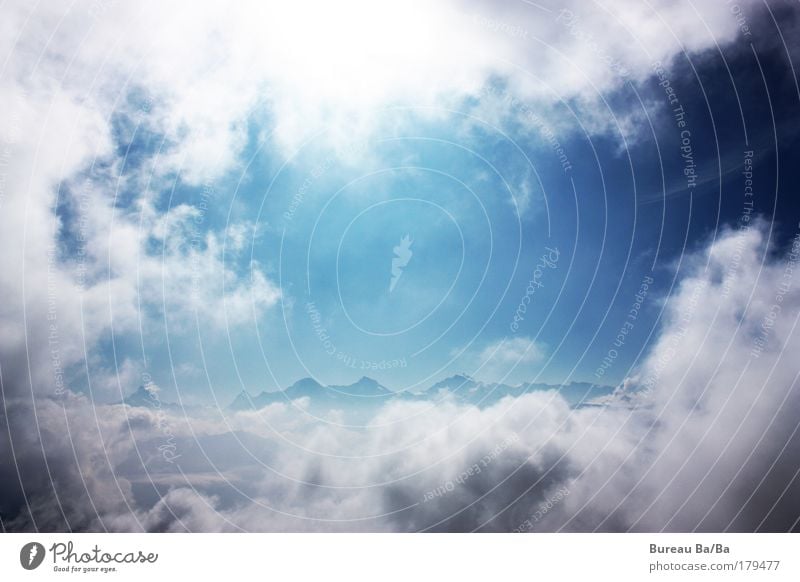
[61,28,799,405]
[2,0,796,409]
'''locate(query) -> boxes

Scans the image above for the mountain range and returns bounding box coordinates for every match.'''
[123,374,614,413]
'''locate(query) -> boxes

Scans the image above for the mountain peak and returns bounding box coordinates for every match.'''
[332,376,390,397]
[226,375,615,411]
[288,377,323,391]
[123,384,159,406]
[431,374,477,390]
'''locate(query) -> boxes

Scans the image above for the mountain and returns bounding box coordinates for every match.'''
[542,381,616,407]
[228,376,393,411]
[229,378,322,410]
[328,376,393,398]
[421,376,613,407]
[124,384,160,408]
[122,384,182,411]
[229,390,258,411]
[428,374,480,394]
[227,375,615,412]
[121,376,615,415]
[284,377,324,397]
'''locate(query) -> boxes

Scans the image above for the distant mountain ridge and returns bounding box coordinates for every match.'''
[123,384,180,410]
[226,374,614,411]
[122,375,616,414]
[229,376,393,410]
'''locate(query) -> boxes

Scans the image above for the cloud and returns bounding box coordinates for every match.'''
[1,0,798,534]
[450,336,546,384]
[0,8,282,401]
[3,0,767,167]
[479,337,546,365]
[453,336,547,383]
[3,222,799,532]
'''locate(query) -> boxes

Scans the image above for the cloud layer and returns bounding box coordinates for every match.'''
[3,224,799,531]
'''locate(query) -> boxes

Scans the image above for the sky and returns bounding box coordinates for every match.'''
[2,0,800,533]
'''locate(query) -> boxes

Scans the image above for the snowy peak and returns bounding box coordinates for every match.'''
[430,374,478,392]
[330,376,391,397]
[123,384,161,408]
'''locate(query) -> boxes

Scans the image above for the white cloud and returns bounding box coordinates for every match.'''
[3,0,766,168]
[448,336,546,383]
[479,336,546,365]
